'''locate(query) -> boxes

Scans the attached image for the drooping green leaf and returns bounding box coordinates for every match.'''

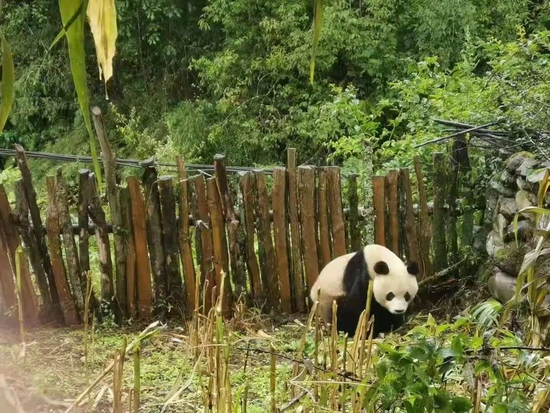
[58,0,102,190]
[537,169,550,208]
[309,0,323,84]
[0,34,14,133]
[517,248,550,277]
[49,2,85,50]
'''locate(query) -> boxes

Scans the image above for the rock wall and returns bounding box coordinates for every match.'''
[485,152,550,302]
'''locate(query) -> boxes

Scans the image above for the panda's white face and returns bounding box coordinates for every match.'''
[364,245,419,315]
[372,269,418,314]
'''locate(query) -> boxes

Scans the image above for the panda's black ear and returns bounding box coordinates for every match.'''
[407,262,419,276]
[373,261,390,275]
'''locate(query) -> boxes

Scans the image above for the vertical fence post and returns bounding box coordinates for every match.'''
[214,154,247,300]
[386,170,400,255]
[413,157,433,279]
[142,161,166,314]
[317,168,331,268]
[159,176,185,315]
[13,179,53,318]
[192,174,215,313]
[432,152,449,272]
[372,176,386,246]
[327,167,346,258]
[298,166,319,293]
[127,177,153,317]
[286,148,305,312]
[207,176,232,317]
[272,167,292,313]
[400,169,421,270]
[92,107,126,320]
[447,155,460,273]
[88,173,114,309]
[78,170,92,299]
[14,145,59,314]
[348,174,361,252]
[120,187,137,319]
[239,172,263,304]
[176,157,197,317]
[47,175,79,325]
[0,185,33,322]
[56,169,85,317]
[362,143,375,245]
[255,170,280,311]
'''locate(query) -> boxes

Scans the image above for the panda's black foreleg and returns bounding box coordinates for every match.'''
[335,296,363,337]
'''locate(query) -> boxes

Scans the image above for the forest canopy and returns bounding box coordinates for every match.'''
[1,0,550,174]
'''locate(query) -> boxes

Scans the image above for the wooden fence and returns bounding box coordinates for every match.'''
[0,142,474,327]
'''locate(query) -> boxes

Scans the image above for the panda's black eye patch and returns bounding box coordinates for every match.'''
[386,292,395,301]
[374,261,390,275]
[404,292,411,301]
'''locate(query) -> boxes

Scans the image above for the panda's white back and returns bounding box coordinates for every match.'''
[309,252,356,302]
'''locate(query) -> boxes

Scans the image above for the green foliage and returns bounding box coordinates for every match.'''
[2,0,550,176]
[368,310,542,412]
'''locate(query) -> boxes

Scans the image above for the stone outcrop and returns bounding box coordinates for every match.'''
[485,152,550,303]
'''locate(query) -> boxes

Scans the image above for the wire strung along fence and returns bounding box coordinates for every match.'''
[0,125,477,328]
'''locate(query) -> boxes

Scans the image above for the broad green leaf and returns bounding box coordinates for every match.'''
[433,393,450,410]
[0,34,14,133]
[451,317,468,329]
[492,402,507,413]
[451,397,472,412]
[309,0,323,84]
[450,335,464,358]
[58,0,102,190]
[86,0,118,92]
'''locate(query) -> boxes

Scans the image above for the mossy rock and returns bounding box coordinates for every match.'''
[499,197,518,220]
[486,230,505,257]
[500,170,516,187]
[505,220,534,243]
[516,176,535,192]
[489,178,516,197]
[494,243,530,277]
[527,167,549,184]
[516,158,539,177]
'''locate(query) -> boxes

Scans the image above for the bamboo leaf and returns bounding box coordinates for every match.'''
[516,206,550,216]
[49,2,85,50]
[86,0,118,95]
[537,169,550,208]
[58,0,102,190]
[309,0,324,84]
[513,212,519,246]
[518,250,539,277]
[0,34,14,133]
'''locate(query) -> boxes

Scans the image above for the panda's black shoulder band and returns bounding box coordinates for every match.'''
[373,261,390,275]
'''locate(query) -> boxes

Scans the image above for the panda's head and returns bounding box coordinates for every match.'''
[365,245,419,315]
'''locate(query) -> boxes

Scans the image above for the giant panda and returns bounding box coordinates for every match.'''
[310,244,419,338]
